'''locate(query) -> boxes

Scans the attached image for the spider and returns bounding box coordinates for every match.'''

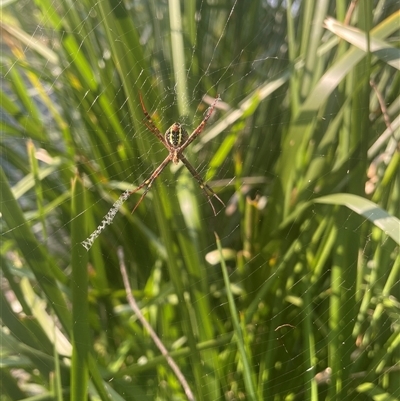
[82,93,225,250]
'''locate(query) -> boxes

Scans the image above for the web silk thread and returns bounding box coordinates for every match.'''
[81,189,131,251]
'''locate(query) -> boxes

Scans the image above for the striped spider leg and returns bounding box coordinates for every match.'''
[81,93,224,250]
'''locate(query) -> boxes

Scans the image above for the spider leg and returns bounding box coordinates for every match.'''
[129,155,172,214]
[179,154,225,215]
[139,92,167,146]
[180,95,220,151]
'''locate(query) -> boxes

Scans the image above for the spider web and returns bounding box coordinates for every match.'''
[1,1,399,400]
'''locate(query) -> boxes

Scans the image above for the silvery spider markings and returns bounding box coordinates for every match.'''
[81,93,225,251]
[165,123,188,149]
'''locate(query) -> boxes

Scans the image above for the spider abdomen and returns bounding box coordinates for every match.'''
[165,123,188,148]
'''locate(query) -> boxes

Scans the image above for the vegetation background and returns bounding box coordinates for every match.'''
[1,0,399,400]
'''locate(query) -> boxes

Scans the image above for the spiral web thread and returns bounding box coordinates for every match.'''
[81,189,131,251]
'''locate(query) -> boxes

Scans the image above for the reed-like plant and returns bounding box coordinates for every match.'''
[1,1,399,400]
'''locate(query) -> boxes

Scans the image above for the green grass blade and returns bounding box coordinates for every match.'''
[0,166,71,332]
[215,232,257,401]
[70,175,90,400]
[315,193,400,245]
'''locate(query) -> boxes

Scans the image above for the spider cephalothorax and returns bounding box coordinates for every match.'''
[81,93,225,250]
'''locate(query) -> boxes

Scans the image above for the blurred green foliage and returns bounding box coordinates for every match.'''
[1,1,399,400]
